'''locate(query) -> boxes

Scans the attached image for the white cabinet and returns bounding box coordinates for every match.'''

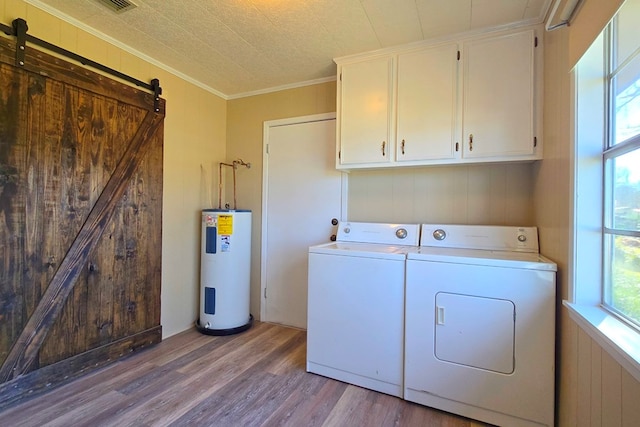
[396,43,458,163]
[338,57,393,166]
[335,27,541,170]
[461,30,537,159]
[336,44,457,169]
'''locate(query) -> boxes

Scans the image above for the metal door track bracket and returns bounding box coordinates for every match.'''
[151,78,162,112]
[13,18,27,67]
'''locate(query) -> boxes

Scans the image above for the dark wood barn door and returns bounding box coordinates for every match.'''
[0,35,164,407]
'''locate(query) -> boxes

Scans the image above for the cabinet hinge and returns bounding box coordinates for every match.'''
[533,137,537,147]
[264,287,267,299]
[338,150,341,160]
[266,143,269,154]
[340,72,342,81]
[535,37,538,47]
[457,50,460,61]
[455,142,459,152]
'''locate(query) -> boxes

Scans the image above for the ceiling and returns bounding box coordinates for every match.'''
[31,0,553,98]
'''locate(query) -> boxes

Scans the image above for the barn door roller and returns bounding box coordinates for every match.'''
[0,18,162,110]
[12,18,27,67]
[151,78,162,112]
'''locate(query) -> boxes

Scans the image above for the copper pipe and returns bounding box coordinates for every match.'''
[218,159,251,210]
[218,162,234,209]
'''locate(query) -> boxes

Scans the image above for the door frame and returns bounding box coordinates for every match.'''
[260,112,347,323]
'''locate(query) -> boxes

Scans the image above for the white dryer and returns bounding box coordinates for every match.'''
[307,222,420,397]
[405,224,557,427]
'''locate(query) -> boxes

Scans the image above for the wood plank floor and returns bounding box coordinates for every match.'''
[0,321,490,427]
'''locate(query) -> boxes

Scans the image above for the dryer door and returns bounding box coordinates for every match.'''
[435,292,515,374]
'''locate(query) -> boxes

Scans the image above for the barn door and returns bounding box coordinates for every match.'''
[0,31,164,407]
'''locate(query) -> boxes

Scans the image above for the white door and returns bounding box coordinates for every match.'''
[261,114,345,328]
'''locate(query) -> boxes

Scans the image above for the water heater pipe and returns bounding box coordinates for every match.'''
[218,159,251,210]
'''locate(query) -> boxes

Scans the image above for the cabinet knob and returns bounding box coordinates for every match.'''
[381,141,386,157]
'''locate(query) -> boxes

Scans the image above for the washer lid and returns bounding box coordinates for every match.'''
[309,242,417,260]
[336,222,420,246]
[407,247,557,271]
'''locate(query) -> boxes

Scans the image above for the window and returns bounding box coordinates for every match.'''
[603,1,640,328]
[568,0,640,376]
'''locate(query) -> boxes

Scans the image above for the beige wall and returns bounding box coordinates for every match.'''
[537,0,640,425]
[348,164,534,225]
[2,0,228,338]
[226,82,336,319]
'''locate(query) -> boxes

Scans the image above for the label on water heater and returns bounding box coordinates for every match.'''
[218,215,233,234]
[221,235,231,252]
[205,214,216,227]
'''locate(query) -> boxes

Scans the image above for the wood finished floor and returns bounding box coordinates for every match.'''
[0,321,490,427]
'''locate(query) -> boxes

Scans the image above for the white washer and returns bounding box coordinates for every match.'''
[307,222,420,397]
[405,224,557,427]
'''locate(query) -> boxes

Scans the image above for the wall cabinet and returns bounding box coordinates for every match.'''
[461,30,536,159]
[339,57,393,165]
[335,27,541,170]
[396,43,458,163]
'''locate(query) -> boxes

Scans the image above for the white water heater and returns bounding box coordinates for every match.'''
[196,209,252,335]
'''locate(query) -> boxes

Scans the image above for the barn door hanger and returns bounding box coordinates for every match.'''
[151,78,162,112]
[0,18,163,113]
[12,18,27,67]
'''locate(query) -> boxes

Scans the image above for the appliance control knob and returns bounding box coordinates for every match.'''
[331,218,338,225]
[433,229,447,241]
[330,234,337,241]
[343,227,350,234]
[396,228,408,239]
[517,234,527,242]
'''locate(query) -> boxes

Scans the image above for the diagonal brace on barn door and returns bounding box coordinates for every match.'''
[0,108,165,383]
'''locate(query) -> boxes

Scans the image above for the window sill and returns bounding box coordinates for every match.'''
[564,301,640,382]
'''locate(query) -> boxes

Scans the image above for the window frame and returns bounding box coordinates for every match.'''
[566,0,640,383]
[601,17,640,329]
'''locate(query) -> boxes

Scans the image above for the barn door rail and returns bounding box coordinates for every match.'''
[0,18,162,112]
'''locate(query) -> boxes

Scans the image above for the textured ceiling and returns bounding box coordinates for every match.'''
[30,0,553,98]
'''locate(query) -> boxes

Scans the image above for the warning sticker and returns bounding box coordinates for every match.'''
[205,214,216,227]
[221,235,231,252]
[218,215,233,235]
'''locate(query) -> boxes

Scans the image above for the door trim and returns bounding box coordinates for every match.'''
[260,113,347,323]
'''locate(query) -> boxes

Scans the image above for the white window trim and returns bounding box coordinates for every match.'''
[566,24,640,383]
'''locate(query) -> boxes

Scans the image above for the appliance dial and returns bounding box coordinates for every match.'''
[343,227,350,234]
[433,229,447,241]
[517,234,527,242]
[396,228,408,239]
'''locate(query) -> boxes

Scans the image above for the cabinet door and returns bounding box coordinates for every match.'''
[462,30,535,159]
[338,57,393,165]
[397,44,458,162]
